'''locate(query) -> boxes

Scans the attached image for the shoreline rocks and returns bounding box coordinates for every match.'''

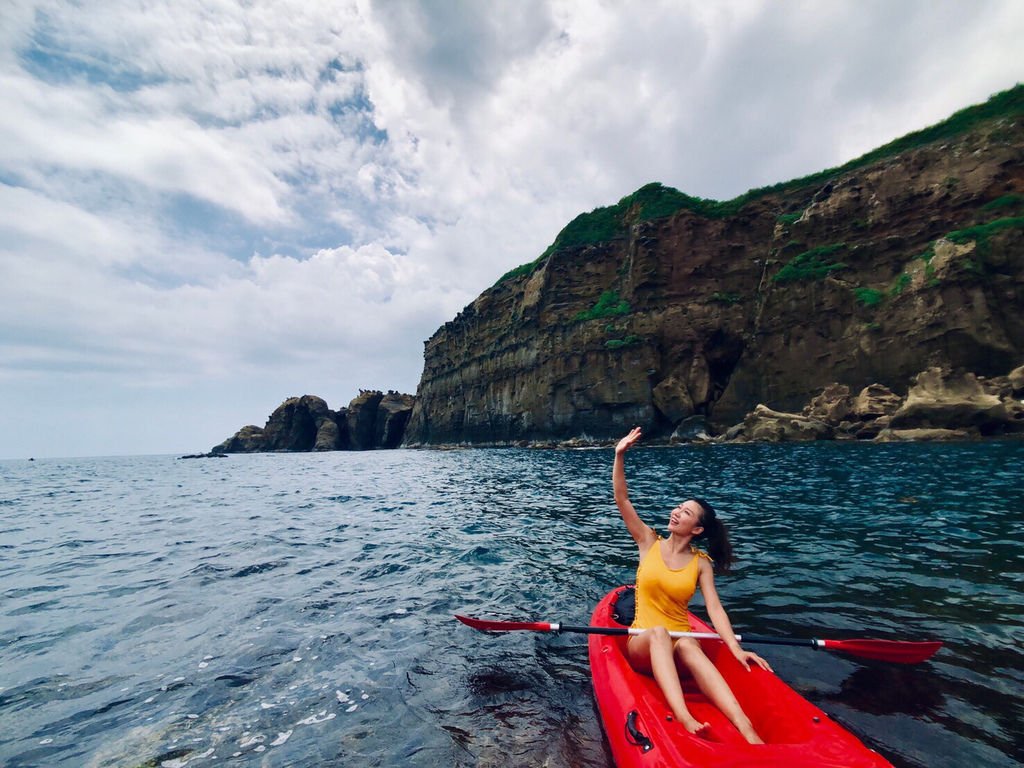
[206,365,1022,456]
[717,364,1024,444]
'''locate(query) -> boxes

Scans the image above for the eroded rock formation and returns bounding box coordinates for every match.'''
[213,391,415,453]
[721,365,1024,443]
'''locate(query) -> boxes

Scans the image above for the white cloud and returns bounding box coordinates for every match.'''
[1,234,447,382]
[1,0,1023,456]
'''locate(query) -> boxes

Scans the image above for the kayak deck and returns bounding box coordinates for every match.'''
[588,586,893,768]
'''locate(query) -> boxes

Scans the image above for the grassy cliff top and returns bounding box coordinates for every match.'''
[496,83,1023,286]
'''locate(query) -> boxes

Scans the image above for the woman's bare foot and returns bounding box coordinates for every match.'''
[680,716,712,737]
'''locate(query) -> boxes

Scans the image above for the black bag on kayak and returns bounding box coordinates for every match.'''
[612,586,636,626]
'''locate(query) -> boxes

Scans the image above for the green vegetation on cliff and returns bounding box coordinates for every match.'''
[946,216,1024,248]
[854,287,885,306]
[889,272,911,296]
[853,266,930,308]
[982,193,1024,212]
[539,183,727,259]
[494,84,1023,288]
[848,215,1024,305]
[772,244,847,284]
[574,289,631,322]
[605,335,641,350]
[496,259,542,284]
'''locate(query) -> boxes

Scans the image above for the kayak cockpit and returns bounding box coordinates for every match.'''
[590,587,893,767]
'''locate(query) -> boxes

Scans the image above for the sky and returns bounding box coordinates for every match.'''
[1,0,1022,459]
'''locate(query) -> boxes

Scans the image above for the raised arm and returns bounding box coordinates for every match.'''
[613,428,656,549]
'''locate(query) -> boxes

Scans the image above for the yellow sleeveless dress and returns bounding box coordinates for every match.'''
[631,539,712,633]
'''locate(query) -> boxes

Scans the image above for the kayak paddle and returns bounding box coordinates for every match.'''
[454,614,942,664]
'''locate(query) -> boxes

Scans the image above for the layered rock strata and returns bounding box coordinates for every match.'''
[405,88,1024,446]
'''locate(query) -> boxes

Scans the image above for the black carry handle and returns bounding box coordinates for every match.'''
[624,710,653,753]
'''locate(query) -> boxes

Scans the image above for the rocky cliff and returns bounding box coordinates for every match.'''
[213,391,415,453]
[404,85,1024,446]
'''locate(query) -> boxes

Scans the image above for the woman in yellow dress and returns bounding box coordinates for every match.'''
[614,426,770,744]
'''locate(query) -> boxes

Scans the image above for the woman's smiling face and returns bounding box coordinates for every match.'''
[668,499,705,536]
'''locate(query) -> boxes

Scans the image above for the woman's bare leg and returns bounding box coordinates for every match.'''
[673,638,764,744]
[627,628,710,736]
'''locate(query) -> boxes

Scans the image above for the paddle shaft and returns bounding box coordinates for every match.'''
[554,623,822,648]
[454,614,941,662]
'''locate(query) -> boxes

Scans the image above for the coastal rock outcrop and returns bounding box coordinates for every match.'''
[216,425,268,453]
[1009,364,1024,395]
[742,405,834,442]
[723,364,1024,443]
[346,391,384,451]
[314,419,343,452]
[213,391,415,453]
[874,428,974,442]
[888,368,1008,432]
[376,392,416,448]
[852,384,902,421]
[404,86,1024,446]
[263,395,337,451]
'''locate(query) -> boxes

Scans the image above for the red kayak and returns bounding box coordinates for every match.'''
[588,586,894,768]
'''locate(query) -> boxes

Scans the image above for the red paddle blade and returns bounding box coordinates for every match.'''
[455,614,555,633]
[822,638,942,664]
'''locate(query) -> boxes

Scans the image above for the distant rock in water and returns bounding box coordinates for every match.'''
[261,395,336,451]
[346,390,383,451]
[226,425,269,452]
[213,391,415,453]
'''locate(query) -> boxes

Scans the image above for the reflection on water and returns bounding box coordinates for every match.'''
[826,665,945,717]
[0,442,1022,767]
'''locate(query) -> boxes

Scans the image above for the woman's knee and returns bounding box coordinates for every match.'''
[635,626,674,659]
[648,625,673,650]
[627,627,673,673]
[673,637,705,665]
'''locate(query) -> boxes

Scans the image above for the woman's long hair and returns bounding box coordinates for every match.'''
[693,498,734,574]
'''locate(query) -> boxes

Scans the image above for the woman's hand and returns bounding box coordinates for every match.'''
[613,426,654,547]
[616,427,642,455]
[733,648,773,673]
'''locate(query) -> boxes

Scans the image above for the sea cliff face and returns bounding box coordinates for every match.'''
[405,88,1024,445]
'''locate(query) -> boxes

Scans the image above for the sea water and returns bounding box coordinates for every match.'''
[0,442,1021,767]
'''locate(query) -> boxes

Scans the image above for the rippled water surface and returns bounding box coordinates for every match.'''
[1,443,1022,767]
